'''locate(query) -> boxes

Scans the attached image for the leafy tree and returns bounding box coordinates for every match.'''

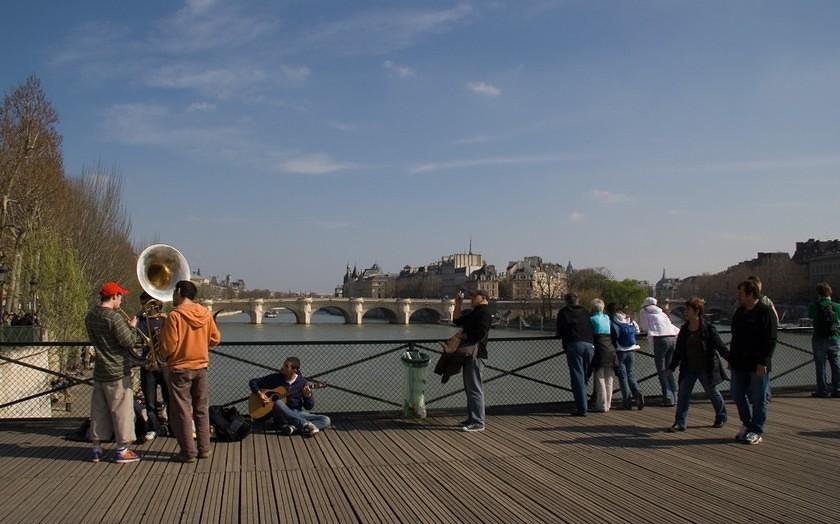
[602,279,648,313]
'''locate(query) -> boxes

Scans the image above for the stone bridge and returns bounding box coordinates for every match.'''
[203,297,456,325]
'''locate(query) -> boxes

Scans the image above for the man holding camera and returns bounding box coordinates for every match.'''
[453,289,492,432]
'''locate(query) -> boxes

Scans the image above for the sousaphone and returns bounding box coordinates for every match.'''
[133,244,191,368]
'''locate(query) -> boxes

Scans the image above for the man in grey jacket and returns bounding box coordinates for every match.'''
[85,281,140,464]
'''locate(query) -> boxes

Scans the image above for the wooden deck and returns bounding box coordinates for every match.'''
[1,392,839,523]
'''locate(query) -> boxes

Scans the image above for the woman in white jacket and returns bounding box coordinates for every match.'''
[639,297,680,406]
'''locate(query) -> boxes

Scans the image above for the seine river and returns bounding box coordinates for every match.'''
[215,310,534,341]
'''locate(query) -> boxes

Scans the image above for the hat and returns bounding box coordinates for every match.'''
[642,297,658,308]
[99,282,129,297]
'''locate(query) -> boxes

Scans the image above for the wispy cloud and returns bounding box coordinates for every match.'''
[281,153,354,175]
[384,60,415,78]
[409,154,566,174]
[453,135,491,145]
[296,4,473,55]
[102,103,288,172]
[570,211,584,223]
[280,64,311,83]
[467,81,501,97]
[145,63,272,99]
[152,1,276,53]
[590,189,632,205]
[328,121,360,133]
[187,101,217,112]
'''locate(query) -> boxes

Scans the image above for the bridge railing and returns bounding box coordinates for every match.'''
[0,328,820,419]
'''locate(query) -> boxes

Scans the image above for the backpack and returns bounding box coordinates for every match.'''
[814,302,839,338]
[209,405,252,441]
[615,321,637,347]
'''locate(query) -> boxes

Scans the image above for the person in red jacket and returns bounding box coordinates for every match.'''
[159,280,221,462]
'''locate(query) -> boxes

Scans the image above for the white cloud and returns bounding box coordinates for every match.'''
[153,2,275,53]
[328,121,360,133]
[281,154,353,175]
[145,64,270,99]
[453,135,491,145]
[410,154,566,174]
[102,102,288,172]
[384,60,415,78]
[187,101,217,112]
[590,189,632,205]
[570,211,584,223]
[296,4,473,55]
[467,81,501,97]
[280,65,311,83]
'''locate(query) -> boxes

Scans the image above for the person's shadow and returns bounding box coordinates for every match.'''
[530,423,734,448]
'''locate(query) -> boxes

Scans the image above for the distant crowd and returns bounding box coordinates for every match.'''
[1,311,39,326]
[554,275,840,446]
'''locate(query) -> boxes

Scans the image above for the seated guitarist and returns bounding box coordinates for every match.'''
[248,357,330,437]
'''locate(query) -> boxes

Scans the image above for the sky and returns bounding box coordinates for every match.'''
[2,0,840,293]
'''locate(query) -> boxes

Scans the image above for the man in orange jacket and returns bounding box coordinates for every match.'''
[159,280,221,462]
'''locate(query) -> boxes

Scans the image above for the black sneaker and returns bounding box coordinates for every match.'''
[278,424,297,436]
[811,392,830,398]
[666,424,686,433]
[712,419,726,428]
[634,391,645,410]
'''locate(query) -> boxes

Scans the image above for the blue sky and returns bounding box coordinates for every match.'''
[3,1,840,293]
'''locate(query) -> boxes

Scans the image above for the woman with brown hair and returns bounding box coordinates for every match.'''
[666,297,730,432]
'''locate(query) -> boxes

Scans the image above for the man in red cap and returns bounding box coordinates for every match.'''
[84,281,141,464]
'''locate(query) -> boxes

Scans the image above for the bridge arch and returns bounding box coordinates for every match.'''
[362,306,400,324]
[409,307,442,323]
[311,306,351,324]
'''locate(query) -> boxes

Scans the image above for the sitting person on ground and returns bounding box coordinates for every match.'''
[249,357,330,437]
[666,297,730,432]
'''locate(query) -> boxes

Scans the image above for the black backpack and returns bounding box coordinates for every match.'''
[814,302,839,338]
[209,405,252,441]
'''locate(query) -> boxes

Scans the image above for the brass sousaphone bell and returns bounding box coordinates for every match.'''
[133,244,191,368]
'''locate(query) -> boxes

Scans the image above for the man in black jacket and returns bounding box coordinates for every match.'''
[730,280,777,445]
[556,293,595,416]
[453,289,492,431]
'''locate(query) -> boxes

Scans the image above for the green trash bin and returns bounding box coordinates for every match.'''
[401,349,430,418]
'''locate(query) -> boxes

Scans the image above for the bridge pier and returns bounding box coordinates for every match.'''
[349,298,364,325]
[397,299,411,325]
[297,297,313,325]
[249,299,265,325]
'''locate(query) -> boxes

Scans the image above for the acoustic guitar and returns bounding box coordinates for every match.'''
[248,382,327,420]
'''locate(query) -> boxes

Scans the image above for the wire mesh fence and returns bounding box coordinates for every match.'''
[0,328,824,419]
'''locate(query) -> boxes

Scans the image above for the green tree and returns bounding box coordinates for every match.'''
[602,279,648,313]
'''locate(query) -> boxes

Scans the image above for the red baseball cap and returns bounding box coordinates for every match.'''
[99,282,129,297]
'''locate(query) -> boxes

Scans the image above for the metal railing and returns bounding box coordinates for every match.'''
[0,329,822,419]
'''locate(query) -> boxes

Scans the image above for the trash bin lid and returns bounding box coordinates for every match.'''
[401,350,430,367]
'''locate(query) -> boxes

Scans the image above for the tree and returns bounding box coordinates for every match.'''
[602,279,648,313]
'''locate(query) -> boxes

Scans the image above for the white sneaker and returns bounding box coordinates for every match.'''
[304,423,319,435]
[734,425,749,442]
[744,432,763,445]
[144,431,157,442]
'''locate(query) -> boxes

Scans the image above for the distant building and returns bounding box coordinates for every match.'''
[341,263,395,298]
[464,264,500,299]
[655,268,680,302]
[793,238,840,289]
[504,256,567,300]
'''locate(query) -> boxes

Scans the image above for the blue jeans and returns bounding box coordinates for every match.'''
[463,358,485,425]
[674,368,726,428]
[140,368,169,433]
[813,338,840,396]
[653,336,678,404]
[271,401,331,432]
[730,368,769,435]
[616,351,641,408]
[566,341,595,414]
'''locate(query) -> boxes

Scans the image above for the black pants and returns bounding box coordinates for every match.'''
[140,368,169,433]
